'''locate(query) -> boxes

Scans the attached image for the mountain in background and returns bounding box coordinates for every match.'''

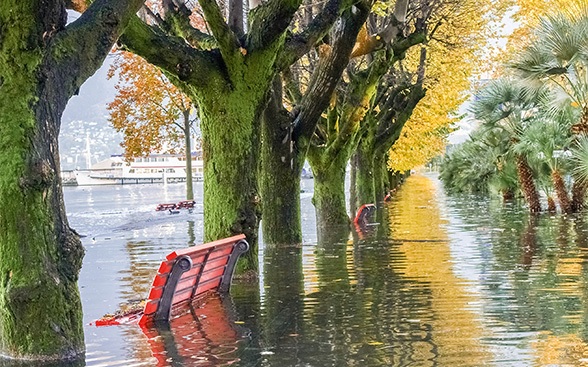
[59,56,123,171]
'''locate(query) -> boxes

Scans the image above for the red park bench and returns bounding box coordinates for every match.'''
[93,234,249,327]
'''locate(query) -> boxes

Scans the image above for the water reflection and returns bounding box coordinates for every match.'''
[141,295,246,366]
[50,174,588,366]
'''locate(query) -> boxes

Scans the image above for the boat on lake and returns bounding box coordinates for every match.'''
[73,153,204,186]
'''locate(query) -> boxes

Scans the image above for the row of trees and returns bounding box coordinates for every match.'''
[440,6,588,214]
[109,0,498,247]
[0,0,499,362]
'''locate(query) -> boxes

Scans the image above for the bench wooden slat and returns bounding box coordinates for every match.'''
[166,235,242,260]
[136,234,248,327]
[194,278,223,295]
[158,254,207,274]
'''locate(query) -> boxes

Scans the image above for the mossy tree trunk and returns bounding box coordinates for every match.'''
[308,143,353,234]
[310,37,427,216]
[260,79,305,245]
[0,0,143,360]
[353,80,426,210]
[259,7,368,245]
[354,138,377,207]
[372,153,387,203]
[121,0,357,266]
[349,154,359,217]
[199,82,267,271]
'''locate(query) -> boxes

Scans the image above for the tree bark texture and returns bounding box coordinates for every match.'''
[354,140,376,207]
[260,83,304,245]
[199,85,266,272]
[571,179,588,212]
[516,155,542,213]
[0,0,143,360]
[308,150,350,235]
[551,169,570,213]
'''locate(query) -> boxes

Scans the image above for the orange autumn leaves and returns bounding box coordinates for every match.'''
[107,52,195,161]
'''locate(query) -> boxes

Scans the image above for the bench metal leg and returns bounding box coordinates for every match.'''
[219,240,249,293]
[154,255,193,323]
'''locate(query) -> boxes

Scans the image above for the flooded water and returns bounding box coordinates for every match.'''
[17,173,588,366]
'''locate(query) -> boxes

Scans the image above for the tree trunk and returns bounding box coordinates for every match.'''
[260,96,304,245]
[516,155,541,213]
[551,169,570,213]
[0,83,85,361]
[310,155,350,236]
[199,88,263,272]
[547,196,557,212]
[349,154,358,218]
[183,110,194,201]
[355,142,376,207]
[571,180,588,212]
[372,154,387,204]
[260,124,303,244]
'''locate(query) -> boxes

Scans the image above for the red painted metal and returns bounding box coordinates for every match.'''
[92,234,248,327]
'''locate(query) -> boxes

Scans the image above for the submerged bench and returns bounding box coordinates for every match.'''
[93,234,249,326]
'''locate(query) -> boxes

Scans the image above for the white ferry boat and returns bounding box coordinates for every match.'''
[74,153,204,186]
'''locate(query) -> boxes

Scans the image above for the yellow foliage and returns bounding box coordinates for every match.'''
[388,0,501,172]
[494,0,587,76]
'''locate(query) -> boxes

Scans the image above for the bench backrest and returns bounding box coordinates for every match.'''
[138,234,249,326]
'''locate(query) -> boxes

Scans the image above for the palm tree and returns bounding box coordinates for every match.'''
[511,7,588,210]
[515,114,574,212]
[469,79,544,213]
[440,139,495,194]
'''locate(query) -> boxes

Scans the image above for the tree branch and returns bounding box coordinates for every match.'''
[247,0,303,51]
[292,5,369,146]
[119,16,225,89]
[161,1,218,50]
[375,84,425,150]
[49,0,145,98]
[278,0,360,70]
[198,0,241,58]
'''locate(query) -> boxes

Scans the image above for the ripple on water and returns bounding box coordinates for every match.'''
[57,175,588,366]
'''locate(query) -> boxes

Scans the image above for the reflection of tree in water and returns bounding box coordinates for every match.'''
[256,243,305,365]
[117,232,246,365]
[444,180,588,364]
[388,174,490,365]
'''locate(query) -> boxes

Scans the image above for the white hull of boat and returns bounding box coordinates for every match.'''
[74,170,203,186]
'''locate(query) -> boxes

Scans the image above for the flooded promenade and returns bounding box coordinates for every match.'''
[62,173,588,366]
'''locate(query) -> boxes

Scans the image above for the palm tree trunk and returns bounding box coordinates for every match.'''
[516,155,541,213]
[502,189,515,202]
[552,169,571,213]
[572,180,588,212]
[547,196,557,212]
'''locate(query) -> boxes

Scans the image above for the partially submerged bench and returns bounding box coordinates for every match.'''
[93,234,249,327]
[142,293,244,365]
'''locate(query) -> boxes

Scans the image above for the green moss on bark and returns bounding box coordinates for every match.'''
[259,91,304,245]
[0,3,84,360]
[308,152,350,232]
[198,83,266,271]
[354,140,376,207]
